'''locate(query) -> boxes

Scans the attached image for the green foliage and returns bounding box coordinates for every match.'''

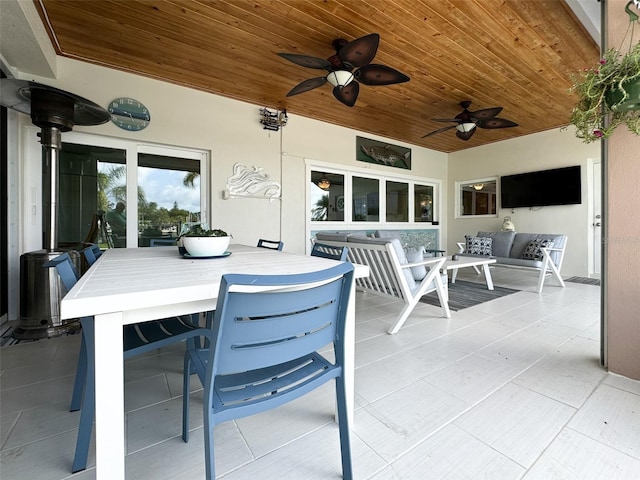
[180,224,229,237]
[568,43,640,143]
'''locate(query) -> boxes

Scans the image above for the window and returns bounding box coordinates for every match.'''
[310,171,344,221]
[456,178,498,217]
[352,176,379,222]
[307,162,440,228]
[137,152,202,247]
[414,184,434,222]
[386,181,409,222]
[56,132,209,248]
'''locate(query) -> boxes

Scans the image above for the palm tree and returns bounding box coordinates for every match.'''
[98,163,147,210]
[183,171,199,188]
[311,194,329,221]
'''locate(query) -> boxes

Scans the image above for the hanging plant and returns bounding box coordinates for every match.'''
[567,1,640,143]
[568,43,640,143]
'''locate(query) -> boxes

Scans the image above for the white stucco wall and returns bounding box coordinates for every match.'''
[447,129,600,277]
[9,56,599,320]
[15,57,448,256]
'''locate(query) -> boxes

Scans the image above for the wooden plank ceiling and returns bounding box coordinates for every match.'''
[35,0,599,153]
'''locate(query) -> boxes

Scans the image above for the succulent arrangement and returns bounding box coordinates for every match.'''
[179,224,230,237]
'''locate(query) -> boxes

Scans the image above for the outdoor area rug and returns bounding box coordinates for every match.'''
[420,280,520,311]
[565,276,601,286]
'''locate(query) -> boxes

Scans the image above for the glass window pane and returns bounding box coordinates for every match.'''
[386,181,408,222]
[414,184,434,222]
[98,152,128,248]
[58,143,127,249]
[137,153,201,247]
[459,180,497,216]
[310,171,344,221]
[352,176,379,222]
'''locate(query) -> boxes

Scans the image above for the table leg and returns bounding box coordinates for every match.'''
[341,281,356,429]
[93,312,125,480]
[451,267,459,284]
[482,264,494,290]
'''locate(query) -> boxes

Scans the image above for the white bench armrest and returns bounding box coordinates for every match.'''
[400,256,448,270]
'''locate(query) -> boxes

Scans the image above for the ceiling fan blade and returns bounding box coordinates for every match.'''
[456,128,476,141]
[432,117,460,123]
[422,125,456,138]
[285,77,327,97]
[477,117,519,129]
[470,106,503,120]
[333,82,359,107]
[278,53,331,70]
[338,33,379,67]
[354,64,410,85]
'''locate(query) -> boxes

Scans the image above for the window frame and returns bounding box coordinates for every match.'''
[54,132,210,248]
[455,176,498,219]
[306,159,442,236]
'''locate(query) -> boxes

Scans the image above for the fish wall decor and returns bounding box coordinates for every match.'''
[356,136,411,169]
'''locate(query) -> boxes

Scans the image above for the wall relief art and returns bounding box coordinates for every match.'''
[223,163,281,201]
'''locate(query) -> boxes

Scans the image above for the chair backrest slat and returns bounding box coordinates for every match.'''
[310,242,348,261]
[256,239,284,251]
[209,264,353,376]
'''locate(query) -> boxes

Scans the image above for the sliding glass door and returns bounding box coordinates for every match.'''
[57,133,208,249]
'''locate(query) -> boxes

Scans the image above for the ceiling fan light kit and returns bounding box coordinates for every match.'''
[456,122,477,133]
[326,70,354,87]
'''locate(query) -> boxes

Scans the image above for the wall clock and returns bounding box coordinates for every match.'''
[108,97,150,131]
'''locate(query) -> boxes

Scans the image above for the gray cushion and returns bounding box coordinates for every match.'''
[346,236,387,245]
[498,257,544,269]
[511,233,565,265]
[465,235,493,256]
[404,247,427,280]
[477,231,516,258]
[374,230,402,240]
[315,233,350,242]
[521,239,554,261]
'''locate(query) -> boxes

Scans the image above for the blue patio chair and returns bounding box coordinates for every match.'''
[311,242,349,261]
[45,252,210,473]
[182,263,355,480]
[256,238,284,250]
[149,238,177,246]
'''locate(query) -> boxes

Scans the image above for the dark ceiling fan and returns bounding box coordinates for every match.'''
[422,100,518,141]
[278,33,410,107]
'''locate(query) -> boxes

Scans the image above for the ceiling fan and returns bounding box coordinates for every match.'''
[422,100,518,141]
[278,33,410,107]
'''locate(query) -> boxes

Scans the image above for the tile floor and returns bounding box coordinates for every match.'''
[2,268,640,479]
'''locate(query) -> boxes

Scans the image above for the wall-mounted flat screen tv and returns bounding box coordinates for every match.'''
[500,165,582,208]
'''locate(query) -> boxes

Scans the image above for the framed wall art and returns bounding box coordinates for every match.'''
[356,136,411,170]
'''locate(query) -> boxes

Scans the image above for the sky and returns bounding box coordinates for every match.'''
[138,167,201,213]
[99,163,201,214]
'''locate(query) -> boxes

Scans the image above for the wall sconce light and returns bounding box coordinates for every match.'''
[317,177,331,190]
[260,107,288,131]
[473,183,484,191]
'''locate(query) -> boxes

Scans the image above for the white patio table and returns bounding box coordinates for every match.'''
[60,244,368,480]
